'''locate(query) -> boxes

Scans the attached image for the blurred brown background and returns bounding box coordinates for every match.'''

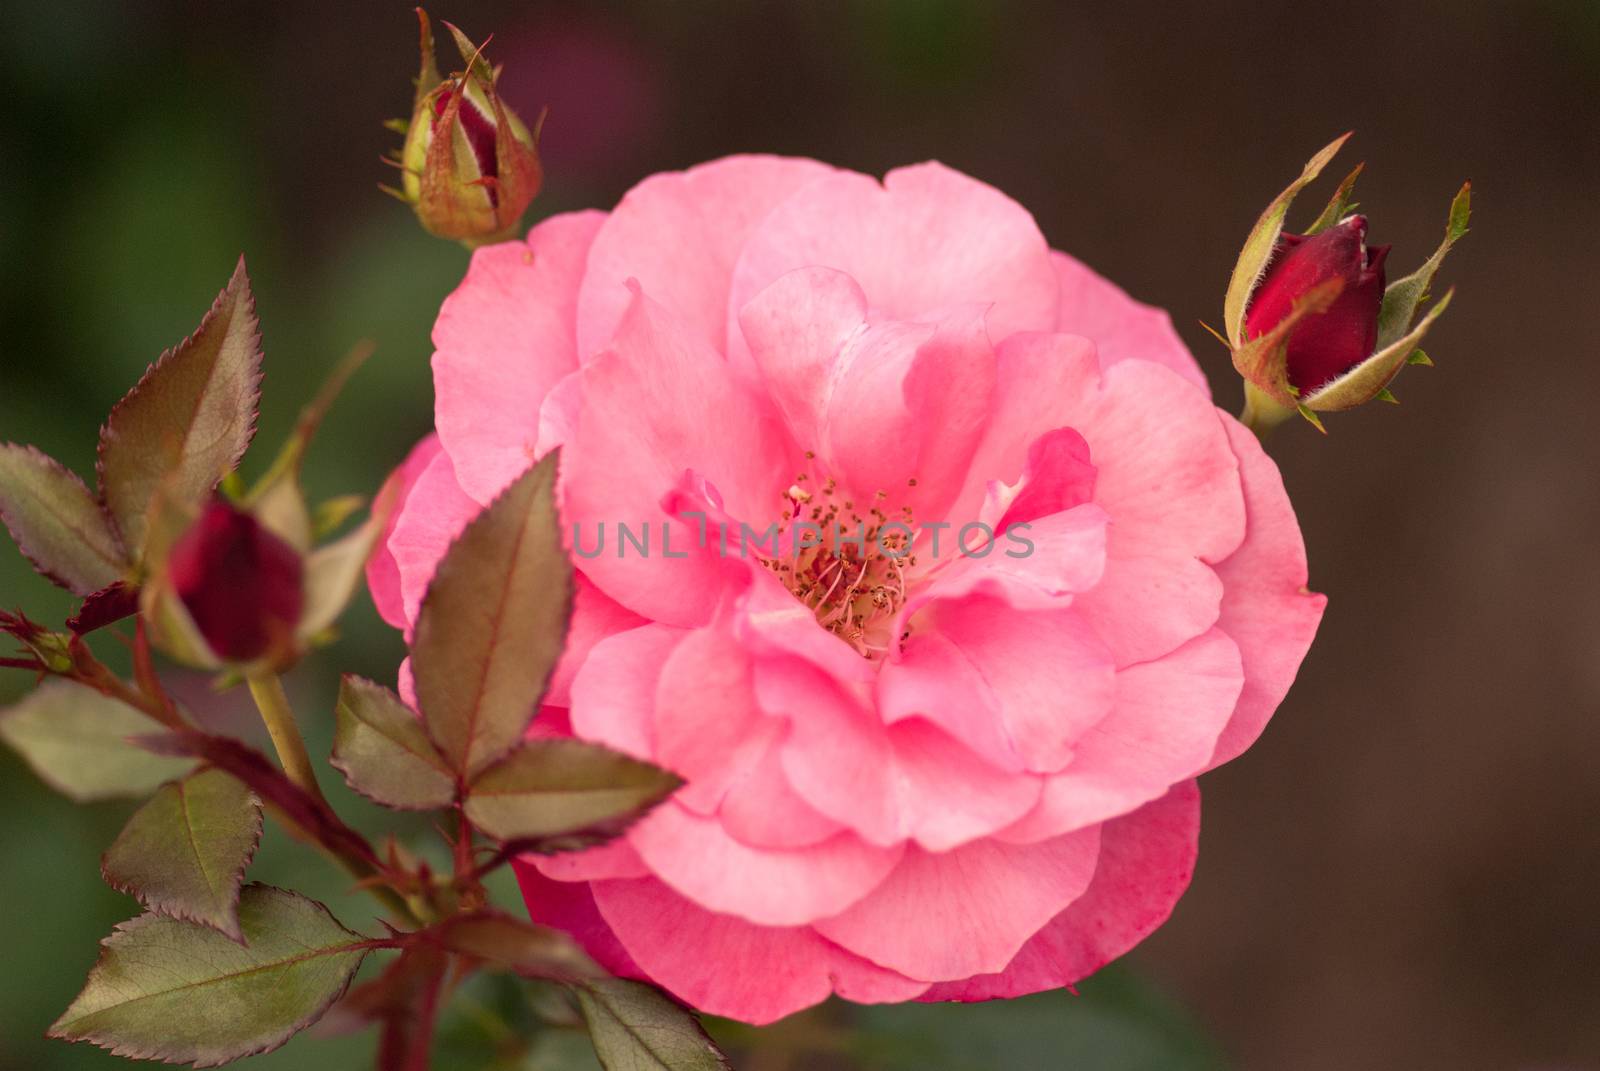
[2,1,1597,1069]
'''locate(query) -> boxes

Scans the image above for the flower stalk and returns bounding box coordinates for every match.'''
[245,671,327,807]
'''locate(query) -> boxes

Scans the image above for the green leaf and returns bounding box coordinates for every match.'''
[428,911,600,981]
[97,257,263,559]
[0,679,192,802]
[1375,182,1470,351]
[464,738,681,847]
[50,884,371,1067]
[101,767,262,941]
[1223,133,1351,346]
[413,453,572,777]
[0,443,128,594]
[577,979,730,1071]
[330,675,455,810]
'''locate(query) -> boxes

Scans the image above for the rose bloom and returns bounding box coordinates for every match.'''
[368,157,1324,1023]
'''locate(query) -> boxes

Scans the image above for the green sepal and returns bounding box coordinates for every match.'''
[100,767,262,941]
[295,484,396,645]
[1375,182,1470,350]
[463,738,681,848]
[412,8,444,110]
[1223,133,1351,346]
[0,679,192,802]
[1230,276,1346,406]
[1304,288,1455,413]
[443,21,496,84]
[1303,162,1364,236]
[49,885,371,1068]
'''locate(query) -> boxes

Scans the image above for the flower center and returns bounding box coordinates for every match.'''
[758,453,922,659]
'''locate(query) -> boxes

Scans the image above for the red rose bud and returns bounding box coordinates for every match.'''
[1244,216,1389,394]
[1225,135,1468,435]
[391,12,543,246]
[166,500,304,662]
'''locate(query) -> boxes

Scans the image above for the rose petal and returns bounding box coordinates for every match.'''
[1206,415,1326,768]
[628,802,902,926]
[1052,250,1207,392]
[577,155,836,360]
[592,877,928,1024]
[814,827,1101,982]
[922,780,1200,1000]
[434,211,605,504]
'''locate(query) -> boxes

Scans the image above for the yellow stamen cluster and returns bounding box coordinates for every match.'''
[759,453,922,658]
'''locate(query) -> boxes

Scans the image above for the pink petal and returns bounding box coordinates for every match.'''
[813,827,1101,982]
[592,877,928,1024]
[576,155,836,360]
[880,719,1043,852]
[736,265,870,451]
[887,598,1116,775]
[1063,359,1245,665]
[999,629,1241,842]
[433,211,605,504]
[652,624,767,814]
[529,837,650,883]
[564,286,794,626]
[947,331,1101,526]
[627,802,902,926]
[817,307,998,520]
[717,731,847,849]
[1206,415,1326,768]
[367,434,444,632]
[384,444,481,633]
[921,780,1200,1000]
[1052,250,1207,393]
[513,862,646,978]
[909,503,1109,614]
[759,657,1037,850]
[568,624,686,761]
[728,161,1059,367]
[545,574,648,710]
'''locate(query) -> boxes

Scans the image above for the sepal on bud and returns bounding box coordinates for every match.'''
[389,10,544,246]
[1224,136,1470,433]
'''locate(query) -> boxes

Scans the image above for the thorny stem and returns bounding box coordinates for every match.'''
[43,636,426,926]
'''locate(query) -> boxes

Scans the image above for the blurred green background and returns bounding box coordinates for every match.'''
[2,1,1598,1069]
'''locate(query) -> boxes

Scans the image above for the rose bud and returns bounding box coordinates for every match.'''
[389,11,544,246]
[1243,217,1389,395]
[1223,134,1470,434]
[163,500,304,664]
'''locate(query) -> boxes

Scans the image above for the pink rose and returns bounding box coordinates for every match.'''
[368,156,1325,1024]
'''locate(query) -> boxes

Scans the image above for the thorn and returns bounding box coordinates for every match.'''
[1377,387,1400,404]
[1406,349,1434,367]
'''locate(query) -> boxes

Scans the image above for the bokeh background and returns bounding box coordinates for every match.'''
[2,1,1598,1068]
